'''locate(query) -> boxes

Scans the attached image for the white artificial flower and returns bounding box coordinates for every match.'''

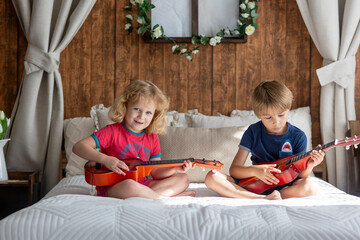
[245,25,255,35]
[248,2,255,9]
[125,23,131,30]
[137,17,144,24]
[209,37,217,46]
[251,10,259,18]
[192,49,199,54]
[215,36,222,43]
[130,0,135,5]
[241,13,249,18]
[224,28,231,36]
[245,0,249,3]
[234,30,240,35]
[153,26,162,38]
[0,111,4,120]
[135,0,144,4]
[237,19,243,26]
[240,3,246,10]
[181,48,187,53]
[186,55,192,61]
[126,14,133,20]
[172,45,179,52]
[0,124,2,134]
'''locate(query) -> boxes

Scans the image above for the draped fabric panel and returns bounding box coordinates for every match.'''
[296,0,360,191]
[6,0,96,193]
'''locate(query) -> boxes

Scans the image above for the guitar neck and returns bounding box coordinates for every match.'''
[140,158,194,166]
[287,140,336,165]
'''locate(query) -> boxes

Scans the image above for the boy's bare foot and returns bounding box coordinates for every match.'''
[175,190,196,197]
[265,190,282,200]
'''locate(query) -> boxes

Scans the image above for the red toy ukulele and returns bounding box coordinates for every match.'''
[85,158,224,186]
[238,136,360,194]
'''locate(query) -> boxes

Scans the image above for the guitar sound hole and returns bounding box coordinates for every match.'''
[95,163,101,170]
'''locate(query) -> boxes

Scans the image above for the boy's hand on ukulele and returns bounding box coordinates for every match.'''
[175,160,195,173]
[104,157,129,175]
[308,145,325,168]
[254,164,281,185]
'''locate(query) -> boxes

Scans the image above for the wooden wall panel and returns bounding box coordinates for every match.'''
[356,51,360,121]
[115,0,138,98]
[187,47,213,115]
[212,44,237,115]
[162,46,189,112]
[0,1,19,117]
[310,43,323,146]
[62,0,115,118]
[1,0,360,150]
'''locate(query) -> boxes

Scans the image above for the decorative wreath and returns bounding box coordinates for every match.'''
[125,0,260,61]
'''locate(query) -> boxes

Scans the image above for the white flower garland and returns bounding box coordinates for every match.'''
[125,0,260,61]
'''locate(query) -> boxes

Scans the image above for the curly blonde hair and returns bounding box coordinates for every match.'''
[252,80,293,116]
[109,80,170,135]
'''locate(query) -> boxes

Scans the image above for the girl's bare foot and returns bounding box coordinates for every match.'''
[265,190,282,200]
[175,190,196,197]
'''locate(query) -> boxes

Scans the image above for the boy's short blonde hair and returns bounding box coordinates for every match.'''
[109,80,170,135]
[252,80,293,116]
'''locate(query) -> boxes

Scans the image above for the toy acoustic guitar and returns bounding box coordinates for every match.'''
[85,158,224,186]
[238,136,360,194]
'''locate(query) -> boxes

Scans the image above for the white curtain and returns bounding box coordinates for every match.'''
[6,0,96,193]
[296,0,360,191]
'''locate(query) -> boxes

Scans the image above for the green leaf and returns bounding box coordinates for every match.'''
[200,36,209,45]
[191,36,198,44]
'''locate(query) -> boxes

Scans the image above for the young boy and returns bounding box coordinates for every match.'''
[205,80,325,200]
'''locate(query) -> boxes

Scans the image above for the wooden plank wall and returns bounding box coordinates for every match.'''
[1,0,360,148]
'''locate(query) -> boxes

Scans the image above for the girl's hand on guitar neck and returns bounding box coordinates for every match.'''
[175,160,195,173]
[102,156,130,175]
[253,164,282,185]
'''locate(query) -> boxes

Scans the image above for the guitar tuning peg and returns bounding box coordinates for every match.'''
[355,144,358,149]
[346,145,350,150]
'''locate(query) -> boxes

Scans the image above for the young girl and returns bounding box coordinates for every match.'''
[73,80,195,199]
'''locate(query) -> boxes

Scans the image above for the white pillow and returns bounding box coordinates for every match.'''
[90,104,113,131]
[186,114,258,128]
[186,107,313,151]
[64,117,96,177]
[159,126,251,183]
[286,107,312,150]
[166,110,200,127]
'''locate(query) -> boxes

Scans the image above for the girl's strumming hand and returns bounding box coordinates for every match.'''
[103,156,130,175]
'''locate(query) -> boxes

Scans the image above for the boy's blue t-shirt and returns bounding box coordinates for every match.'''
[239,121,307,165]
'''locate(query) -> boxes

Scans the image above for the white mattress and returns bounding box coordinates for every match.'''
[1,176,360,240]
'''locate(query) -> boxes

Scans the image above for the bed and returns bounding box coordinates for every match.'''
[1,106,360,240]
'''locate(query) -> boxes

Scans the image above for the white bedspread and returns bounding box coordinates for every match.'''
[1,176,360,240]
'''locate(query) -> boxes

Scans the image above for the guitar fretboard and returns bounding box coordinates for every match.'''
[140,158,195,166]
[286,141,335,165]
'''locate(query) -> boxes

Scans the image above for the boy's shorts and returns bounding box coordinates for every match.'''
[96,178,153,197]
[231,176,301,195]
